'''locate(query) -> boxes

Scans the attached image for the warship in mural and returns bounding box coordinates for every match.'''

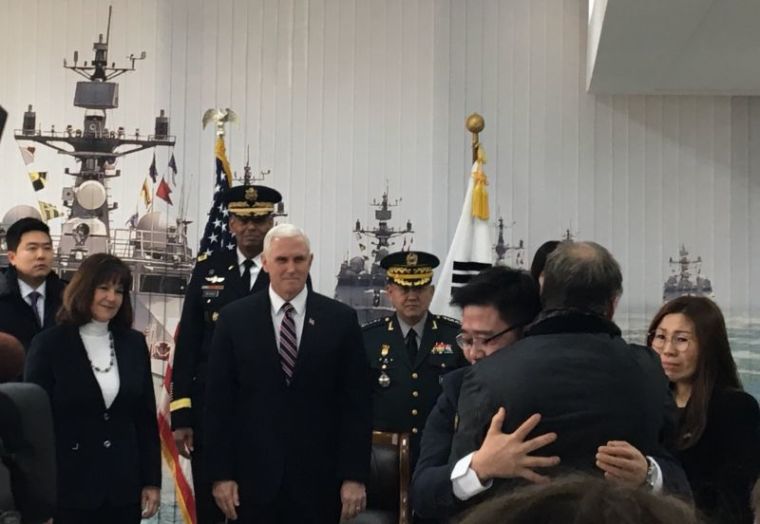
[334,189,414,324]
[1,10,193,364]
[493,217,525,268]
[662,245,714,302]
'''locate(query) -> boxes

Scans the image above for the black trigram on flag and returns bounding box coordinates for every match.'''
[450,260,492,296]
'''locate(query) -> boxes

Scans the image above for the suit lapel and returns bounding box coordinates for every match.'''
[223,252,250,298]
[255,292,287,384]
[42,281,60,329]
[69,326,108,410]
[290,291,319,383]
[251,268,269,294]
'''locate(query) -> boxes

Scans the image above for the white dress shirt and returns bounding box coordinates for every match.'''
[79,320,120,408]
[237,248,263,290]
[450,447,663,500]
[18,279,46,325]
[269,285,308,349]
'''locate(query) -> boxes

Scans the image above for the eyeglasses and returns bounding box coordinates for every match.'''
[649,332,692,353]
[455,323,524,350]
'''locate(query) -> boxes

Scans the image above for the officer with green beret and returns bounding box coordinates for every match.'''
[362,251,467,463]
[171,183,282,524]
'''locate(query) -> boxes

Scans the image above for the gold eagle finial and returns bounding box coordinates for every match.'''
[202,108,239,136]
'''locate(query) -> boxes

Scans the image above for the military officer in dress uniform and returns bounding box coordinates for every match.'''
[362,251,467,465]
[171,184,281,524]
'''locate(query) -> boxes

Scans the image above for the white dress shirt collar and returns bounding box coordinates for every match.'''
[236,248,262,269]
[269,284,308,315]
[18,278,47,301]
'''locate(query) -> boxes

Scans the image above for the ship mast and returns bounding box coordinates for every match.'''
[14,6,174,254]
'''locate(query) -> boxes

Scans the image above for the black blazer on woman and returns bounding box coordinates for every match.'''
[24,324,160,510]
[678,388,760,524]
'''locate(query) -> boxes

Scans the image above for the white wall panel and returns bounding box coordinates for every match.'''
[1,0,758,322]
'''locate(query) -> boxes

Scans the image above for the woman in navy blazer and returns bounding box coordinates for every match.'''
[25,254,160,524]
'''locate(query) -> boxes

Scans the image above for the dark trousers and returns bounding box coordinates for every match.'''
[236,482,340,524]
[56,503,141,524]
[192,444,226,524]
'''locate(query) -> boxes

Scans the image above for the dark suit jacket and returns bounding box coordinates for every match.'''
[24,324,160,509]
[171,250,270,434]
[678,388,760,524]
[411,367,466,520]
[450,310,679,498]
[0,266,65,351]
[412,363,691,520]
[204,289,372,521]
[0,383,56,523]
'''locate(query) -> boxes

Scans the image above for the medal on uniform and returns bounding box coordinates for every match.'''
[378,345,391,387]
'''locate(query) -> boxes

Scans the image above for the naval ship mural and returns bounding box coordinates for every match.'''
[2,8,193,363]
[334,189,414,324]
[2,9,195,523]
[493,217,525,268]
[662,245,715,302]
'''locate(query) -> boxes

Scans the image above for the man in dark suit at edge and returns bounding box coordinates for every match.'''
[449,242,685,507]
[0,218,66,353]
[204,224,371,523]
[171,184,282,523]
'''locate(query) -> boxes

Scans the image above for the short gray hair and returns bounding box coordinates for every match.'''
[263,223,311,255]
[541,241,623,315]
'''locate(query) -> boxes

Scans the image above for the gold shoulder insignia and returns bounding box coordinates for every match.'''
[197,252,209,262]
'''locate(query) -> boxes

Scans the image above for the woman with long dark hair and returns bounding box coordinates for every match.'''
[648,296,760,523]
[24,253,160,524]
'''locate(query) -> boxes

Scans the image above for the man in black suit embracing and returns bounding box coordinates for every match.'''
[450,241,680,505]
[204,224,372,523]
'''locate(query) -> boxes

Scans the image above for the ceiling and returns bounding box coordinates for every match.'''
[587,0,760,95]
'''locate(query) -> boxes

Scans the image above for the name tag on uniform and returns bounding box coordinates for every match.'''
[201,284,223,298]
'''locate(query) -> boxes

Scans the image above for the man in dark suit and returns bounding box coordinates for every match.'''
[362,251,466,465]
[171,184,281,523]
[449,241,685,508]
[204,224,372,523]
[0,218,66,352]
[411,266,553,520]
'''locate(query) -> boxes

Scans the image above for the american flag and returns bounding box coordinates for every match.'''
[198,136,236,257]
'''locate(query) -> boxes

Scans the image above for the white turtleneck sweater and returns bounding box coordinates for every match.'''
[79,320,120,408]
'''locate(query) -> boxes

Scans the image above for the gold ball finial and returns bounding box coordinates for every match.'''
[466,113,485,133]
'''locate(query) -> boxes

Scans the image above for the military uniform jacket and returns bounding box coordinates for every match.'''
[171,250,269,431]
[362,313,466,444]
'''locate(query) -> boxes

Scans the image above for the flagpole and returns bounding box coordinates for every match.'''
[466,113,485,163]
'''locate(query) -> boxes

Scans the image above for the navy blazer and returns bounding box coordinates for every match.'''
[452,312,682,490]
[24,324,160,510]
[0,267,66,351]
[203,289,372,520]
[412,366,692,520]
